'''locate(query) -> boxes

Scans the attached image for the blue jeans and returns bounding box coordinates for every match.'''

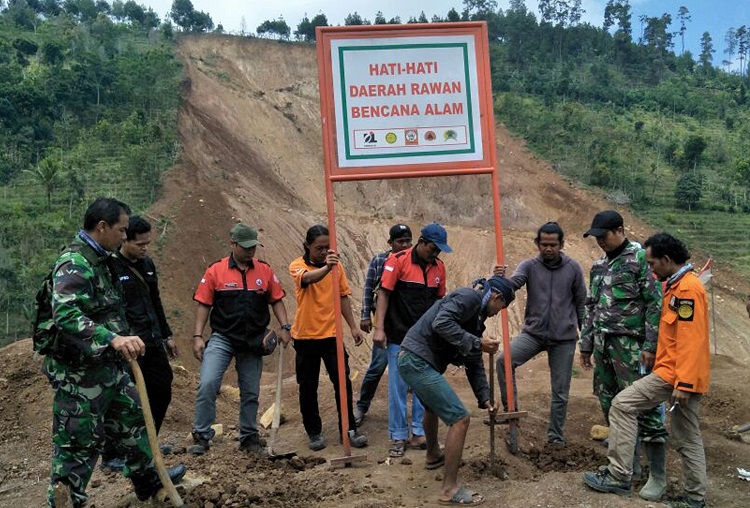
[192,333,263,444]
[356,345,387,413]
[387,343,424,440]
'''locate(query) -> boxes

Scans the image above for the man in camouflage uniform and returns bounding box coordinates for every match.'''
[579,211,667,499]
[41,197,185,507]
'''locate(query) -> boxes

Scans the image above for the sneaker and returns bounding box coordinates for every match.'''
[100,457,125,472]
[347,429,368,449]
[667,497,707,508]
[188,432,211,456]
[354,407,366,427]
[582,468,632,496]
[308,434,326,451]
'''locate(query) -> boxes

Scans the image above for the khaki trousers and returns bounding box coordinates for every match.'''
[607,373,707,501]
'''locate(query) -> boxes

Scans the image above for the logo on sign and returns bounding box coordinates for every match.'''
[404,129,418,146]
[385,132,397,144]
[363,131,377,145]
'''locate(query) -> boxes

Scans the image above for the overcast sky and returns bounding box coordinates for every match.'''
[144,1,749,66]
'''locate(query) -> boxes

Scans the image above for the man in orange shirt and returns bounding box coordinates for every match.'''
[289,225,367,451]
[583,232,710,508]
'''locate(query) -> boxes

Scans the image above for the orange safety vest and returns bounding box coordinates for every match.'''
[653,271,710,394]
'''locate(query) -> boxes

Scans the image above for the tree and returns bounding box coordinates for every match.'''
[676,5,690,54]
[682,135,707,170]
[724,27,737,72]
[674,172,702,210]
[170,0,193,30]
[24,157,63,211]
[374,10,386,25]
[257,18,290,39]
[446,8,461,22]
[294,15,314,42]
[737,25,748,75]
[344,12,370,25]
[699,31,714,73]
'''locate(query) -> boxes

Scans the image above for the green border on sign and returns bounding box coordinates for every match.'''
[338,43,476,161]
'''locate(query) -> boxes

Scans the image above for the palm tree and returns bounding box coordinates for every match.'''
[24,158,63,211]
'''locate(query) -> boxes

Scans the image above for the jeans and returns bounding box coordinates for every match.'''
[387,343,424,441]
[496,333,576,443]
[293,337,357,437]
[356,345,388,413]
[192,333,263,444]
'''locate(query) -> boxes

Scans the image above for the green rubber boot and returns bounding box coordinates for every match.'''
[639,442,667,501]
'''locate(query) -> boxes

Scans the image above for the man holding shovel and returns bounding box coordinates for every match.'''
[190,224,292,455]
[39,197,186,507]
[398,275,514,506]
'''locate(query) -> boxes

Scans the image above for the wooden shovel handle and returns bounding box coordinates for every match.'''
[129,359,184,507]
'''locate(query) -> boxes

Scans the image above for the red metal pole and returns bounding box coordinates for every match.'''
[325,177,352,456]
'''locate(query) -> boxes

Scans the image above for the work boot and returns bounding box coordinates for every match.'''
[354,407,366,427]
[666,496,707,508]
[132,464,187,501]
[582,468,632,496]
[188,432,210,456]
[239,436,264,454]
[347,429,368,448]
[639,442,667,501]
[308,434,326,451]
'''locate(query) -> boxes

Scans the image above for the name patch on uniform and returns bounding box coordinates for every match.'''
[224,282,238,288]
[668,295,678,311]
[384,265,394,272]
[677,299,694,321]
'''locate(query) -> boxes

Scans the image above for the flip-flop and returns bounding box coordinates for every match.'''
[409,436,427,450]
[425,454,445,470]
[438,487,485,506]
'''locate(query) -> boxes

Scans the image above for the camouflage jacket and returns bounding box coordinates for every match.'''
[579,240,662,354]
[50,234,129,361]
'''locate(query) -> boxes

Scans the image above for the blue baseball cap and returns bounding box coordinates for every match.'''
[420,223,453,253]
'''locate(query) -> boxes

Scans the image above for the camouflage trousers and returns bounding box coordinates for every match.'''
[593,334,668,443]
[43,357,154,507]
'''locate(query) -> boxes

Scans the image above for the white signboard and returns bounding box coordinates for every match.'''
[330,35,483,168]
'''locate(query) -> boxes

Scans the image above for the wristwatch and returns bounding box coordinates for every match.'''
[281,324,292,331]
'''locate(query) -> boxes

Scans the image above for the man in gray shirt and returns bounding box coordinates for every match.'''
[492,222,587,446]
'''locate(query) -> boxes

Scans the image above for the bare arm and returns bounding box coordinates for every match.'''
[192,302,211,361]
[372,289,390,347]
[271,299,292,346]
[341,295,363,346]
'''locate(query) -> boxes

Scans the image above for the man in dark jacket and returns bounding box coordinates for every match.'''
[492,222,587,446]
[113,216,177,433]
[398,276,514,506]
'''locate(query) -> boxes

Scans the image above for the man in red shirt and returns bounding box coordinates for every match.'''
[373,223,450,457]
[583,232,710,508]
[190,224,292,455]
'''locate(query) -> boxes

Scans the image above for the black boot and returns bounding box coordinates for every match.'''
[131,464,187,501]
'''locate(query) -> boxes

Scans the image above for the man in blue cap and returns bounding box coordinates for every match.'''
[399,275,514,506]
[372,223,451,457]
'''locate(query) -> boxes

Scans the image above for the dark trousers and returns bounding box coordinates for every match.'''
[137,344,173,434]
[101,345,172,462]
[293,337,356,437]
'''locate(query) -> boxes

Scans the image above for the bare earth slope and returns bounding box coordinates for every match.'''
[1,34,749,507]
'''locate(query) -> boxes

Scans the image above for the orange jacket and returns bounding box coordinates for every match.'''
[653,271,710,394]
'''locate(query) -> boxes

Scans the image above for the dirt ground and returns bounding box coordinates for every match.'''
[1,34,749,507]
